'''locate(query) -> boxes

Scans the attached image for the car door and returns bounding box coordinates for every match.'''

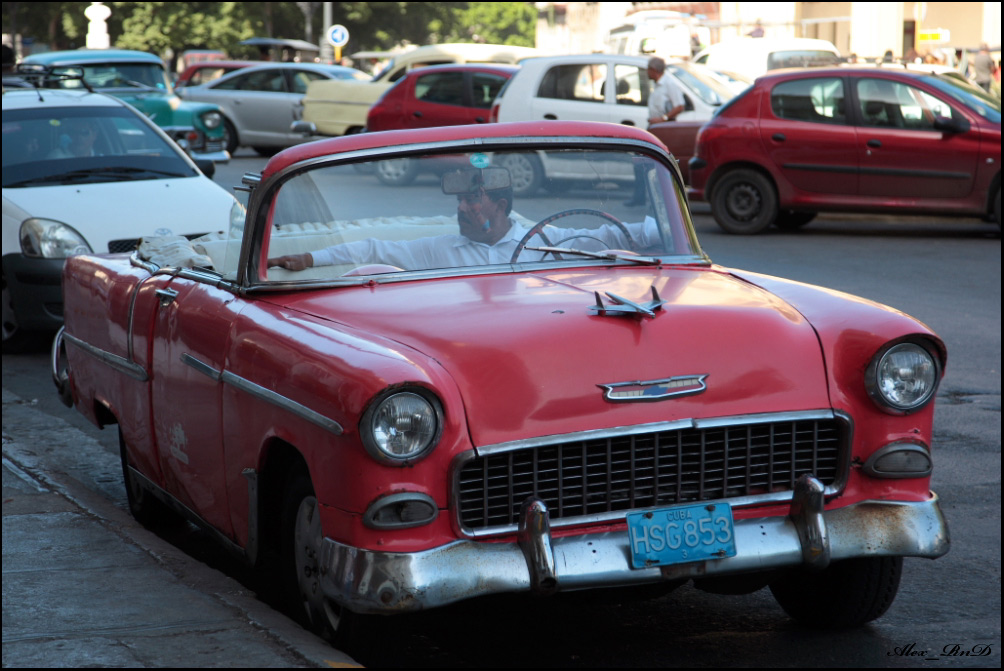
[758,76,859,196]
[147,275,240,538]
[610,63,651,127]
[529,62,612,122]
[853,77,979,200]
[468,71,509,123]
[406,71,476,128]
[208,68,297,145]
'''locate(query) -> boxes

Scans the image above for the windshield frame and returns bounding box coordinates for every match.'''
[234,135,707,293]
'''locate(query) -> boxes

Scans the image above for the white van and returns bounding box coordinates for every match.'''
[692,37,842,82]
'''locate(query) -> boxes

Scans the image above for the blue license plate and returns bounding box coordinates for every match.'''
[627,503,737,569]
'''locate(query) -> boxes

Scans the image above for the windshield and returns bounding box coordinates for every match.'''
[57,62,172,92]
[234,147,701,284]
[922,74,1001,122]
[1,106,197,187]
[667,63,736,106]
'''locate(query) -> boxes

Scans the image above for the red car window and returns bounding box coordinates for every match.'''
[770,77,846,124]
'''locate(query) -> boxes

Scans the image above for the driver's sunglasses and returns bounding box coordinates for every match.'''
[70,126,96,137]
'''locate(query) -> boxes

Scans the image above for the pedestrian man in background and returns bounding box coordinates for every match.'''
[625,56,685,207]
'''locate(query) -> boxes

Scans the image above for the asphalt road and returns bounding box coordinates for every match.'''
[3,150,1000,666]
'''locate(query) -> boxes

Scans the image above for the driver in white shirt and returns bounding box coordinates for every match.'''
[267,167,661,272]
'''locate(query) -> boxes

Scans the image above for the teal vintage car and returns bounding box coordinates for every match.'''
[22,50,229,163]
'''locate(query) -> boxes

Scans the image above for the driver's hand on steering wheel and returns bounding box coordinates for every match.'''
[267,253,313,271]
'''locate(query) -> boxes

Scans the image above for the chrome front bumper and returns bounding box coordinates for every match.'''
[319,477,949,615]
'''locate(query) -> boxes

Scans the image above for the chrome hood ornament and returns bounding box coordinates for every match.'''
[599,375,708,402]
[590,286,666,319]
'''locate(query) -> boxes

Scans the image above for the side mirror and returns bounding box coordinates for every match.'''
[683,94,694,112]
[194,158,216,178]
[933,115,970,134]
[290,120,317,135]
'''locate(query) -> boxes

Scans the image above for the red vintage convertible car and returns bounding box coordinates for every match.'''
[52,121,949,642]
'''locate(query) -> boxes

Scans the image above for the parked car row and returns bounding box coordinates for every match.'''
[177,62,368,155]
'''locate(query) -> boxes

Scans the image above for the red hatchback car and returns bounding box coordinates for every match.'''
[688,67,1002,234]
[366,63,517,132]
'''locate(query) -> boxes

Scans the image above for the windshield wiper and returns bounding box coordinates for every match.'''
[524,246,661,265]
[6,166,188,187]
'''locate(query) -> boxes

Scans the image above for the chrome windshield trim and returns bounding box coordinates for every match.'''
[240,134,686,290]
[474,409,838,456]
[244,256,712,293]
[62,331,148,382]
[182,354,344,436]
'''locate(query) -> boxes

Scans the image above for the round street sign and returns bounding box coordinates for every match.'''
[326,24,349,48]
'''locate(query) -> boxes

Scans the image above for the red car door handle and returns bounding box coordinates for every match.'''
[412,111,423,118]
[867,139,882,148]
[475,117,486,123]
[772,133,786,142]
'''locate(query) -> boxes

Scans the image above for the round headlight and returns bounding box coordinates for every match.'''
[363,391,441,464]
[866,342,940,413]
[201,110,222,130]
[20,218,92,259]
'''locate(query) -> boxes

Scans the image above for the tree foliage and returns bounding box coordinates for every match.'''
[2,2,537,58]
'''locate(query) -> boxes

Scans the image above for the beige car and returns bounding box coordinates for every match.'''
[301,43,538,136]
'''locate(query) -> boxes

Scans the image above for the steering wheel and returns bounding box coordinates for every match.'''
[510,209,636,263]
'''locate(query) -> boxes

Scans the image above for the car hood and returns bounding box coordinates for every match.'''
[3,177,233,252]
[285,266,830,448]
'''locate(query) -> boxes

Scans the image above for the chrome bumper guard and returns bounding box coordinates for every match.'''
[319,477,949,615]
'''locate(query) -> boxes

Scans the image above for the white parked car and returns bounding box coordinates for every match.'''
[492,54,734,127]
[2,83,237,350]
[692,37,842,83]
[488,54,735,195]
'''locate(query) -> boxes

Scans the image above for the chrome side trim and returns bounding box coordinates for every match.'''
[61,331,149,382]
[317,494,949,615]
[182,354,343,436]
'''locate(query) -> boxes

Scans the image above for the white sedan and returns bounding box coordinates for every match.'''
[2,85,236,350]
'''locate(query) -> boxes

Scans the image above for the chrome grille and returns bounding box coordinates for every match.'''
[457,416,847,533]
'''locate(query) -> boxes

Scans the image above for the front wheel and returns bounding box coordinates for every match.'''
[769,557,903,628]
[710,169,778,234]
[281,467,357,645]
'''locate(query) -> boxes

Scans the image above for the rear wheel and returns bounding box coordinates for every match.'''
[497,152,543,197]
[119,428,180,528]
[710,168,778,234]
[769,557,903,628]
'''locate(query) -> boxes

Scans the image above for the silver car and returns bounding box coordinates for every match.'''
[178,62,368,155]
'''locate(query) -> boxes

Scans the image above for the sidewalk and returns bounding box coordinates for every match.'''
[2,388,360,668]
